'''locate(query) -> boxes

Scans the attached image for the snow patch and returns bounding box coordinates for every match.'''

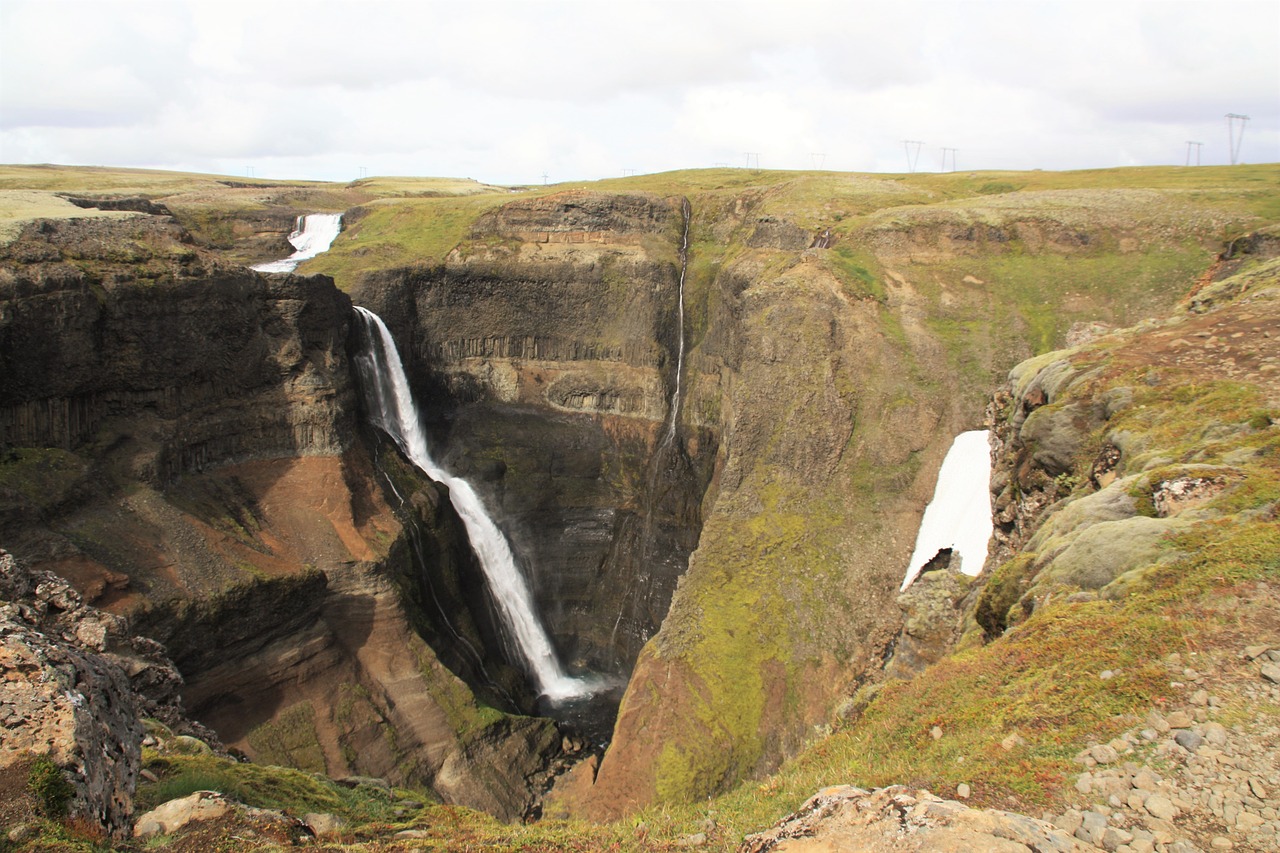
[901,430,994,591]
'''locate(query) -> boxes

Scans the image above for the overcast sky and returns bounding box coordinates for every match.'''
[2,0,1277,185]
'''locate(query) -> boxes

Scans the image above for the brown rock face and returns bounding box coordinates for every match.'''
[0,218,355,481]
[350,191,719,677]
[0,217,561,820]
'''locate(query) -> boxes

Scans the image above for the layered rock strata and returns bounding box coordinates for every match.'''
[0,217,559,820]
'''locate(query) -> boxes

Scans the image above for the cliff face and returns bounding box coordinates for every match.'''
[0,216,557,823]
[3,167,1269,835]
[330,176,1244,818]
[350,191,719,676]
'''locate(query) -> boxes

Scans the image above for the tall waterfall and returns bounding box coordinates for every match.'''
[352,307,595,701]
[661,197,692,448]
[251,213,343,273]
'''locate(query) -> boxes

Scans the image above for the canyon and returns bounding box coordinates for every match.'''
[1,163,1277,850]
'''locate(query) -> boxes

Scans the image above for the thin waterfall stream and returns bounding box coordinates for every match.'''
[607,197,693,653]
[661,197,692,450]
[353,307,602,702]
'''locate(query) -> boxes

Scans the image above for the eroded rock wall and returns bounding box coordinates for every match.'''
[0,217,560,821]
[350,191,719,675]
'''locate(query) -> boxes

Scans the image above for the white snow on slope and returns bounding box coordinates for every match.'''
[901,430,994,591]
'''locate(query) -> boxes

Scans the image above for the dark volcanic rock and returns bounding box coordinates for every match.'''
[0,217,356,482]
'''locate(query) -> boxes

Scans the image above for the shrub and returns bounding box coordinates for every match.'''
[27,757,74,817]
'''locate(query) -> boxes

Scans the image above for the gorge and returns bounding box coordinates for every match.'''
[1,163,1278,850]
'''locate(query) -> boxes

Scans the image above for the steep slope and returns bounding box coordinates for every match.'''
[680,231,1280,853]
[298,167,1274,818]
[573,174,1257,815]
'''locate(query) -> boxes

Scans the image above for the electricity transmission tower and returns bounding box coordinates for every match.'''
[1184,142,1202,167]
[941,147,958,172]
[744,152,761,170]
[1226,114,1249,165]
[902,140,925,173]
[541,172,549,185]
[810,152,827,170]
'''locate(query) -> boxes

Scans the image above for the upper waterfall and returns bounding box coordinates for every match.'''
[251,213,343,273]
[662,197,692,448]
[351,306,600,702]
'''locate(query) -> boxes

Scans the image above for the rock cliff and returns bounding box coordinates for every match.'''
[349,191,719,679]
[0,215,560,825]
[3,165,1274,845]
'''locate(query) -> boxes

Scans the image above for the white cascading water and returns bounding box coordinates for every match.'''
[661,198,692,448]
[352,307,596,701]
[251,213,343,273]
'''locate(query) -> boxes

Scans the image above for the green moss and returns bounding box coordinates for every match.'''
[828,244,886,302]
[0,447,89,510]
[301,195,509,287]
[974,553,1038,638]
[977,247,1208,354]
[245,701,326,774]
[136,753,406,828]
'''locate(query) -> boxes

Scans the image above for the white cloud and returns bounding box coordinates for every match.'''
[1,0,1276,183]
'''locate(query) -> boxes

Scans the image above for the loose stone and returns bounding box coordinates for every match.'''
[1174,730,1204,752]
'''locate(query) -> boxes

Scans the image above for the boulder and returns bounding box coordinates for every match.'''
[885,565,970,678]
[133,791,231,837]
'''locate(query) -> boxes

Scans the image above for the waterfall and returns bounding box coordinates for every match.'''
[251,213,343,273]
[352,307,597,702]
[661,197,692,448]
[607,198,694,656]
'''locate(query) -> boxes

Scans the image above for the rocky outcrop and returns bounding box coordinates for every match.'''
[741,784,1095,852]
[979,253,1280,634]
[0,217,356,481]
[0,548,191,837]
[884,561,972,679]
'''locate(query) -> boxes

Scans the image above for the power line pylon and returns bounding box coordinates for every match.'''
[902,140,925,173]
[1226,114,1250,165]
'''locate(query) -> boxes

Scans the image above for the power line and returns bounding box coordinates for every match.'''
[1226,114,1250,165]
[1184,142,1202,167]
[901,140,925,173]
